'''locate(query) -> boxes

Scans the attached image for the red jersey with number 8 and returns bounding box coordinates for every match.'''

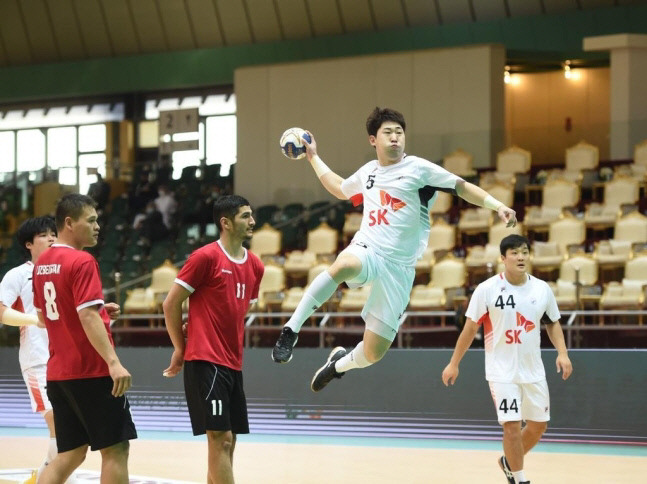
[33,244,112,381]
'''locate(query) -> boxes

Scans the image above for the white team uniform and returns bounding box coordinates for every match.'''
[0,261,51,413]
[339,155,460,338]
[466,272,561,422]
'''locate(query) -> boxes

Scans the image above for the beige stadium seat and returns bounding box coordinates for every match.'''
[443,149,476,178]
[307,262,331,286]
[584,203,621,234]
[603,176,640,208]
[280,286,306,313]
[306,222,338,257]
[634,139,647,167]
[465,244,501,286]
[541,179,580,211]
[414,247,435,285]
[458,207,493,245]
[496,145,531,175]
[523,206,562,236]
[148,260,179,309]
[430,255,466,290]
[558,254,598,287]
[489,219,524,248]
[337,285,371,312]
[531,241,566,279]
[428,218,456,255]
[408,284,448,325]
[484,182,514,209]
[256,264,285,311]
[250,223,282,258]
[548,214,586,254]
[123,288,157,327]
[593,239,633,283]
[614,212,647,245]
[565,140,599,172]
[548,280,578,310]
[599,280,646,324]
[624,254,647,283]
[283,250,317,287]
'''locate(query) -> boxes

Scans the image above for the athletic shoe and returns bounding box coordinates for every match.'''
[311,347,346,392]
[272,327,299,363]
[498,456,515,484]
[519,481,530,484]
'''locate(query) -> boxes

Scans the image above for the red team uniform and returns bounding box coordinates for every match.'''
[32,244,113,380]
[175,240,264,435]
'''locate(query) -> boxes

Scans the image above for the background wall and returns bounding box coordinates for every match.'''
[505,67,611,165]
[235,44,505,208]
[1,348,645,444]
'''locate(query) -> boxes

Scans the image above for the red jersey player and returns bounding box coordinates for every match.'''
[32,193,136,484]
[163,194,264,484]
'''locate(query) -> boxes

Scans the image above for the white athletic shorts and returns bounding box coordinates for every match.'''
[488,380,550,424]
[340,239,415,342]
[22,364,52,414]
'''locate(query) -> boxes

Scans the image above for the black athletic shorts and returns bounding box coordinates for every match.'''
[183,360,249,436]
[47,376,137,452]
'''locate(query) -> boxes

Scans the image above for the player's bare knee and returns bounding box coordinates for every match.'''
[502,421,522,438]
[363,345,386,363]
[100,440,130,461]
[527,420,547,436]
[208,430,234,453]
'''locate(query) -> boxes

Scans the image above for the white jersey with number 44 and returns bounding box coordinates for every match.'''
[466,273,560,384]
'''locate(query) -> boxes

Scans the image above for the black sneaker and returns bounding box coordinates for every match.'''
[498,456,515,484]
[311,347,346,392]
[272,327,298,363]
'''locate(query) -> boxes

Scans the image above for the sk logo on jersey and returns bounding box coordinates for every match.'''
[505,312,536,344]
[380,190,406,211]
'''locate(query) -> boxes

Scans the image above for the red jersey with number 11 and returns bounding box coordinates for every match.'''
[175,241,264,371]
[32,244,112,381]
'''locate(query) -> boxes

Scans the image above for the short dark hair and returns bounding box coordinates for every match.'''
[213,195,251,232]
[55,193,97,231]
[15,216,57,260]
[500,234,530,256]
[366,107,406,137]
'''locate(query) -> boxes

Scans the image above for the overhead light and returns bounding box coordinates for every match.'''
[564,60,572,79]
[504,66,511,84]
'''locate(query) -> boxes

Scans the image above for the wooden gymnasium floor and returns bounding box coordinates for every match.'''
[1,430,645,483]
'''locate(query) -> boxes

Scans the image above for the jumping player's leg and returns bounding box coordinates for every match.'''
[98,440,130,484]
[206,430,235,484]
[286,252,362,332]
[336,326,392,373]
[273,251,363,363]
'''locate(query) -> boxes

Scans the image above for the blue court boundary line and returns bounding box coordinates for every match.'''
[2,427,645,457]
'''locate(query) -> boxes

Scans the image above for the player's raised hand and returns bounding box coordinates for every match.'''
[303,130,317,159]
[441,363,459,386]
[556,354,573,380]
[109,361,132,397]
[163,349,184,378]
[497,205,517,227]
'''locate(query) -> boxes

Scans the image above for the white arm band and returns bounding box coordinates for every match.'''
[310,155,332,178]
[1,307,39,326]
[483,194,504,211]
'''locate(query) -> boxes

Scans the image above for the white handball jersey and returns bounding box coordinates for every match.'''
[340,155,460,266]
[0,262,49,371]
[465,272,561,384]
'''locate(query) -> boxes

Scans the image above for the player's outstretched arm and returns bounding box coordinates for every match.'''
[442,318,480,386]
[0,305,39,326]
[545,320,573,380]
[162,283,191,377]
[303,131,347,200]
[455,179,517,227]
[78,306,132,396]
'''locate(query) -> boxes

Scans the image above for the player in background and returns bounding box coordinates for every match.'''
[0,217,62,483]
[32,194,135,484]
[272,106,517,392]
[442,234,573,484]
[163,195,264,484]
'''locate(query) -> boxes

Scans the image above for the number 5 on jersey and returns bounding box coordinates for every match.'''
[43,281,60,320]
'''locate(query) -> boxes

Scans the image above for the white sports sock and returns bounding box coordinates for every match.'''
[335,341,372,373]
[285,272,337,332]
[513,470,527,483]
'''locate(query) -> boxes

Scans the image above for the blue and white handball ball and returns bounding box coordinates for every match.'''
[280,127,311,160]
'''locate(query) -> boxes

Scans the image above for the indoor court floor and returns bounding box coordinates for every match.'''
[1,428,645,483]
